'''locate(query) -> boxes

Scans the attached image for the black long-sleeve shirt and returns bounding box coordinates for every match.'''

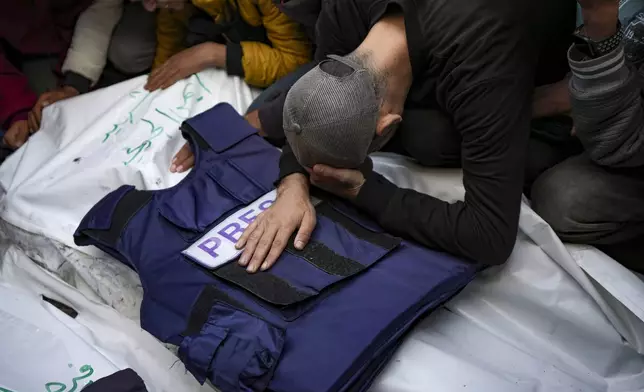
[263,0,576,265]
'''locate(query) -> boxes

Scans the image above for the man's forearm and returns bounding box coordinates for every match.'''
[354,171,517,265]
[532,78,571,118]
[570,3,644,167]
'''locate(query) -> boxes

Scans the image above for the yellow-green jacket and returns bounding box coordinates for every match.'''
[154,0,311,88]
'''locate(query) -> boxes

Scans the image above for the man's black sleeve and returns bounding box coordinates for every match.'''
[277,144,308,183]
[355,77,532,265]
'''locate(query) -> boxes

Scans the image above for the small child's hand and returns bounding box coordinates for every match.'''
[170,142,194,173]
[145,43,225,92]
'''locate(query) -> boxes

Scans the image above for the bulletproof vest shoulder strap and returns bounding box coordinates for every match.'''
[80,189,153,249]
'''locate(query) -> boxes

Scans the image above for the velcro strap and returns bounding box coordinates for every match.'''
[316,202,400,250]
[285,236,365,277]
[207,201,401,308]
[213,262,311,306]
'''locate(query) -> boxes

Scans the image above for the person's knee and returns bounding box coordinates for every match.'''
[108,35,155,75]
[108,3,156,74]
[530,159,596,240]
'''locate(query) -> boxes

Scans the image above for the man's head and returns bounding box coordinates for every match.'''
[282,52,405,169]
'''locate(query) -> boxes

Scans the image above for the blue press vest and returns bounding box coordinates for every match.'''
[74,103,479,392]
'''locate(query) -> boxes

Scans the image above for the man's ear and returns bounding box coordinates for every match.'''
[376,114,402,136]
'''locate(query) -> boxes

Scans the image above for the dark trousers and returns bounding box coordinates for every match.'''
[531,154,644,272]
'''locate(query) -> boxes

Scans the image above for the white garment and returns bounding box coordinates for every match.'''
[62,0,123,85]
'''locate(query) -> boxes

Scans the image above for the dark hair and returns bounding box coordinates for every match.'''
[345,50,388,105]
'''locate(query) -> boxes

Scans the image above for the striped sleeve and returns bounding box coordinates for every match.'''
[568,44,630,96]
[568,43,644,167]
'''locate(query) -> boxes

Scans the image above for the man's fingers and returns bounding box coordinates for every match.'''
[246,226,278,273]
[261,229,289,271]
[27,112,38,135]
[32,95,51,129]
[294,210,316,250]
[175,155,194,173]
[236,218,259,250]
[313,164,351,183]
[145,66,170,91]
[235,218,264,267]
[156,69,178,90]
[3,130,16,149]
[239,224,265,267]
[170,143,193,172]
[170,144,195,172]
[160,71,181,90]
[4,124,28,150]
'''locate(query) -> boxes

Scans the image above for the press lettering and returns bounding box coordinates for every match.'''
[184,189,278,268]
[218,222,244,243]
[259,199,274,211]
[239,209,258,225]
[198,237,221,259]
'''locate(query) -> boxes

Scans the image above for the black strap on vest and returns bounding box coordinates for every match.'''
[315,202,400,250]
[213,262,311,306]
[285,234,365,277]
[181,122,211,151]
[206,201,400,307]
[182,285,262,336]
[81,190,153,248]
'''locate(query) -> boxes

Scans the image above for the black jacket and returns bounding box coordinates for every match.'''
[260,0,576,265]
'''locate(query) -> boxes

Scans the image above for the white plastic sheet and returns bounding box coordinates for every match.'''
[0,281,119,392]
[0,71,643,392]
[0,243,215,392]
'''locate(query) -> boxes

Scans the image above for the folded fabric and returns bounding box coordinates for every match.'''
[83,369,148,392]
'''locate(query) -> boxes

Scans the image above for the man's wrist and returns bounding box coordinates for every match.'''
[202,42,226,68]
[278,173,309,195]
[62,85,80,96]
[582,8,619,40]
[244,110,264,134]
[62,72,90,94]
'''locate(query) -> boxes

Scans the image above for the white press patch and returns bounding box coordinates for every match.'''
[183,190,277,269]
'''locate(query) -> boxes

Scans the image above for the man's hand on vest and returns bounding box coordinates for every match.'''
[308,164,366,201]
[235,174,316,274]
